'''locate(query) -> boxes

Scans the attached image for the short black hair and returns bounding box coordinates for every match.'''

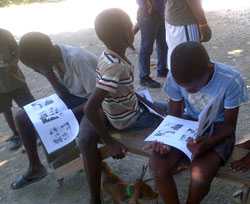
[19,32,53,65]
[0,28,18,62]
[171,42,210,84]
[95,8,132,48]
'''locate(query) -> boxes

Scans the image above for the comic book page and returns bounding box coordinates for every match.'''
[137,89,164,118]
[145,115,199,159]
[197,92,224,137]
[145,92,224,160]
[24,94,79,154]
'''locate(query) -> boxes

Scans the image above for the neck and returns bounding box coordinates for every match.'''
[108,46,128,62]
[207,63,214,83]
[53,45,63,64]
[52,45,65,78]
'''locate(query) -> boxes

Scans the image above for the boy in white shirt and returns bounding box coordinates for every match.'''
[11,32,97,189]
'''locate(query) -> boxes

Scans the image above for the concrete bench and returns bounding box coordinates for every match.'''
[47,129,250,204]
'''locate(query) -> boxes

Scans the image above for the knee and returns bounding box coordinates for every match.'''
[78,119,98,151]
[149,154,172,179]
[14,109,29,127]
[191,166,212,187]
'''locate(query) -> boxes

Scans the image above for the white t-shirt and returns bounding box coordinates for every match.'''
[57,45,97,98]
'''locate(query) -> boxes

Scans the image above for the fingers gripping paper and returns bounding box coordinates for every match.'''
[24,94,80,154]
[145,92,224,160]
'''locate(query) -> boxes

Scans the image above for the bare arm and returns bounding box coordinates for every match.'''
[84,88,113,143]
[185,0,212,42]
[188,108,239,158]
[84,88,128,158]
[206,108,238,147]
[185,0,207,25]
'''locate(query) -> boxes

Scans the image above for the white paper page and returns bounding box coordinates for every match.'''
[33,110,79,154]
[137,89,164,118]
[197,92,224,137]
[24,94,68,114]
[137,89,154,102]
[145,115,198,159]
[24,94,79,154]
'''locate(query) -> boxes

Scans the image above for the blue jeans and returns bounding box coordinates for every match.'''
[125,101,167,131]
[138,13,168,79]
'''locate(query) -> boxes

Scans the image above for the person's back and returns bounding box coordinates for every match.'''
[55,44,97,98]
[96,49,140,129]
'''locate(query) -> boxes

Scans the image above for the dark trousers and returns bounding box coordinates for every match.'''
[138,13,168,79]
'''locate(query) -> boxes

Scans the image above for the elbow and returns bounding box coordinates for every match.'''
[84,103,92,118]
[84,102,99,119]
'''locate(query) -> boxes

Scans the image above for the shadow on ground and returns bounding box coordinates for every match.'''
[0,8,250,204]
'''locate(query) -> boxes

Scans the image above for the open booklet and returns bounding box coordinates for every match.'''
[145,92,224,160]
[24,94,79,154]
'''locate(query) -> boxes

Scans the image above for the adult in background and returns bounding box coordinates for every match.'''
[137,0,168,88]
[165,0,212,69]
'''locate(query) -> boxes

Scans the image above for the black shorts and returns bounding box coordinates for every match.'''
[0,85,34,113]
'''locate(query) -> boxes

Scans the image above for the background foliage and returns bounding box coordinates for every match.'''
[0,0,48,7]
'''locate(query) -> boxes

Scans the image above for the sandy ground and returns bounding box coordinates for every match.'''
[0,1,250,204]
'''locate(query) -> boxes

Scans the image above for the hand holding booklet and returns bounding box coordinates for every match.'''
[145,93,224,160]
[24,94,79,154]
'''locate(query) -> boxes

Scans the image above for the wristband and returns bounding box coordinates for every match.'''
[199,23,208,28]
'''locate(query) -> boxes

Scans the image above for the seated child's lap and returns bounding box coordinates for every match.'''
[104,102,166,133]
[124,106,163,131]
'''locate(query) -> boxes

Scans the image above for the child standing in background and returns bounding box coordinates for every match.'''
[0,28,35,150]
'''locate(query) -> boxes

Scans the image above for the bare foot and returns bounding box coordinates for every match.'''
[231,153,250,172]
[236,140,250,149]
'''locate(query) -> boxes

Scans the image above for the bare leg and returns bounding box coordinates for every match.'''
[186,151,221,204]
[3,108,19,136]
[149,148,184,204]
[78,116,102,204]
[15,109,44,173]
[4,108,23,150]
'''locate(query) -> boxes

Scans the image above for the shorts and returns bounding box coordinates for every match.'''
[165,23,200,69]
[0,85,34,113]
[123,101,166,131]
[59,93,88,122]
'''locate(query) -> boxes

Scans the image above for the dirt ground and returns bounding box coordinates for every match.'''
[0,2,250,204]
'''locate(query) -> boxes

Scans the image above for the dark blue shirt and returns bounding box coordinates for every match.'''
[137,0,166,17]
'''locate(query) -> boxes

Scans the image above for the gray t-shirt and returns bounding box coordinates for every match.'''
[165,0,197,26]
[57,45,97,98]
